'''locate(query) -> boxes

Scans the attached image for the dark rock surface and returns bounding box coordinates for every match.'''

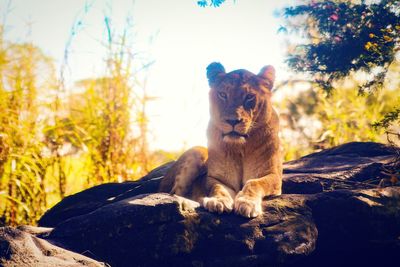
[282,141,397,193]
[0,226,106,267]
[1,142,399,266]
[38,162,174,228]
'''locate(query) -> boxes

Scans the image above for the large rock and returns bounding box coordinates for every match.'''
[48,193,316,267]
[1,142,399,266]
[39,142,397,227]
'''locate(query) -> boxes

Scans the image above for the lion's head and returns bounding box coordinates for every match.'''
[206,62,276,144]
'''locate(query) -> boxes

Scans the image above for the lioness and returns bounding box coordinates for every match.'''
[159,62,282,218]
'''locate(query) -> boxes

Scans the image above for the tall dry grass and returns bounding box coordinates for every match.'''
[0,23,157,226]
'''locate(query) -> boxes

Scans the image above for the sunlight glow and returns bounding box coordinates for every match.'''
[2,0,293,151]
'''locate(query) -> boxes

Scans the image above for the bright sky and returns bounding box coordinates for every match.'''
[1,0,294,151]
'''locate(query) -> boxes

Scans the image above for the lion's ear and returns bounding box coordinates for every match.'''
[206,62,225,86]
[258,65,275,89]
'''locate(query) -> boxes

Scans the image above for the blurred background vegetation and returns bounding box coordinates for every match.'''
[1,0,399,226]
[0,25,178,226]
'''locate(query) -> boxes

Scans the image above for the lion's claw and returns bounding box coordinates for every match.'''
[203,196,233,214]
[234,195,262,218]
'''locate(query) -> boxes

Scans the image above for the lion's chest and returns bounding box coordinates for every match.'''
[207,150,266,192]
[206,151,241,191]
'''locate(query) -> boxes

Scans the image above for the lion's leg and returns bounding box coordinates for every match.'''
[234,173,282,218]
[202,178,236,214]
[158,146,208,198]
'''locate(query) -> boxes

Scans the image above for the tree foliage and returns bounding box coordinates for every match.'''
[282,0,400,137]
[197,0,226,8]
[283,0,399,91]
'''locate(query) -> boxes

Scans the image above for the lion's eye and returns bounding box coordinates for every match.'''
[218,92,227,100]
[244,94,256,109]
[245,94,255,102]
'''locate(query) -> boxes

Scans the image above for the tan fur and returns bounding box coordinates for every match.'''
[158,63,282,218]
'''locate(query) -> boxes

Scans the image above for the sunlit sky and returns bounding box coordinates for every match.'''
[1,0,295,151]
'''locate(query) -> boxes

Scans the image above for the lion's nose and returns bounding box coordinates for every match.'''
[226,119,243,127]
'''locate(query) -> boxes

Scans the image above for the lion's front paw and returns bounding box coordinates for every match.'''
[234,194,262,218]
[203,196,233,214]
